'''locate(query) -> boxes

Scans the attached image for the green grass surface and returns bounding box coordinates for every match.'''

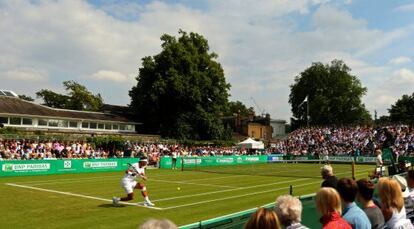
[0,162,374,229]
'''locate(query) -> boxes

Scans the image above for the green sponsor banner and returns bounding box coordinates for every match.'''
[0,158,138,177]
[159,155,268,169]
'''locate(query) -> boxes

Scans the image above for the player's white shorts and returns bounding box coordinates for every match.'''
[121,179,137,194]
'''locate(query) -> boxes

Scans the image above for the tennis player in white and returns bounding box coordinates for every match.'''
[112,157,154,207]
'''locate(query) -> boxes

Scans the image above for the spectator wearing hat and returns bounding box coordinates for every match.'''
[274,195,309,229]
[337,178,371,229]
[356,178,385,229]
[392,175,414,221]
[321,165,338,189]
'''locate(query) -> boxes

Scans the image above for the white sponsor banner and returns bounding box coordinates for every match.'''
[83,161,117,169]
[217,158,234,163]
[245,157,259,162]
[2,163,50,172]
[182,159,202,165]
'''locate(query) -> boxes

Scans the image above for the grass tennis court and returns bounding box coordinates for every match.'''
[0,162,374,228]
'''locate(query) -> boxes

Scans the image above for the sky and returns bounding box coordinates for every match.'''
[1,0,413,122]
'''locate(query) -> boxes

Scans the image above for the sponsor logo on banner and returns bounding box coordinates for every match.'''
[295,157,308,160]
[236,157,243,163]
[245,157,259,162]
[183,159,202,165]
[64,161,72,169]
[83,161,117,169]
[329,156,354,162]
[2,163,50,172]
[217,158,234,163]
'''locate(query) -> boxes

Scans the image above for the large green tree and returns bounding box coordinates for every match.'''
[129,30,231,140]
[289,60,371,128]
[36,81,103,111]
[389,93,414,123]
[224,101,255,117]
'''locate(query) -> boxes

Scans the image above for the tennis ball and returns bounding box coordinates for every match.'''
[177,187,181,190]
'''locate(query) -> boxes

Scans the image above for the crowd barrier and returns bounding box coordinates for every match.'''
[0,158,137,177]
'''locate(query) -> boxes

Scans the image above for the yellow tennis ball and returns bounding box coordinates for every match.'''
[177,187,181,190]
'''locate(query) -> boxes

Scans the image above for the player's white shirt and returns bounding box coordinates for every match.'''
[376,154,383,167]
[122,163,145,183]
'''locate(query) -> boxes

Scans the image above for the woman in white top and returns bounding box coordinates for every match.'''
[377,177,413,229]
[376,149,384,177]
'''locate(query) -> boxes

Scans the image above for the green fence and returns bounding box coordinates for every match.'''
[0,158,138,177]
[179,194,319,229]
[159,155,268,169]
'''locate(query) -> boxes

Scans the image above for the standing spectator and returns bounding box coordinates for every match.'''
[244,208,280,229]
[315,187,351,229]
[377,177,413,229]
[336,178,371,229]
[375,149,384,177]
[171,151,177,170]
[321,165,338,189]
[274,195,309,229]
[356,178,385,229]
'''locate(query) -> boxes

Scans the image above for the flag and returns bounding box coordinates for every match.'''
[299,96,308,107]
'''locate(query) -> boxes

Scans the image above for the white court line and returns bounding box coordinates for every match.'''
[150,179,237,188]
[152,167,373,203]
[161,168,373,210]
[152,177,310,202]
[162,180,321,210]
[4,183,163,210]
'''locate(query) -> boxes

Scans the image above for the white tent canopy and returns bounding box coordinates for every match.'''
[237,138,264,149]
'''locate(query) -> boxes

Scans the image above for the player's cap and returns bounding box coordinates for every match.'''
[393,175,410,197]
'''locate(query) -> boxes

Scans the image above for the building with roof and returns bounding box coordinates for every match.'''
[0,90,139,134]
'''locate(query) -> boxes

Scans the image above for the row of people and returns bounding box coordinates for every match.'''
[245,174,414,228]
[274,125,414,158]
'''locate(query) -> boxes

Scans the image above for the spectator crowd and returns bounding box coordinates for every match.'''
[274,125,414,158]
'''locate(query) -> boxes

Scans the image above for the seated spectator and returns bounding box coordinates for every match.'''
[356,178,385,229]
[321,165,338,189]
[336,178,371,229]
[138,218,177,229]
[244,207,280,229]
[274,195,309,229]
[377,177,413,229]
[392,175,414,220]
[315,187,351,229]
[406,170,414,202]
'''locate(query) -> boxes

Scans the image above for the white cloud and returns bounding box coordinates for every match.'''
[395,3,414,12]
[92,70,130,83]
[0,1,411,121]
[3,68,47,81]
[389,56,412,65]
[392,68,414,84]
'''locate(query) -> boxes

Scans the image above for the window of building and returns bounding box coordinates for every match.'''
[22,118,33,125]
[69,121,78,128]
[0,117,8,124]
[98,123,104,129]
[58,120,68,128]
[89,123,97,129]
[119,124,126,131]
[105,124,111,130]
[48,120,59,127]
[10,117,21,125]
[112,124,119,130]
[38,119,47,126]
[82,122,89,128]
[126,125,134,131]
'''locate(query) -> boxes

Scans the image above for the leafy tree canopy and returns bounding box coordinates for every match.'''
[129,30,231,140]
[224,101,255,117]
[389,93,414,123]
[36,81,103,111]
[289,60,371,128]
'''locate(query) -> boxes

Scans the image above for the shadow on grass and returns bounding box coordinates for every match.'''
[98,204,127,208]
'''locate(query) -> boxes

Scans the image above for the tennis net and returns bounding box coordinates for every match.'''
[181,157,365,179]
